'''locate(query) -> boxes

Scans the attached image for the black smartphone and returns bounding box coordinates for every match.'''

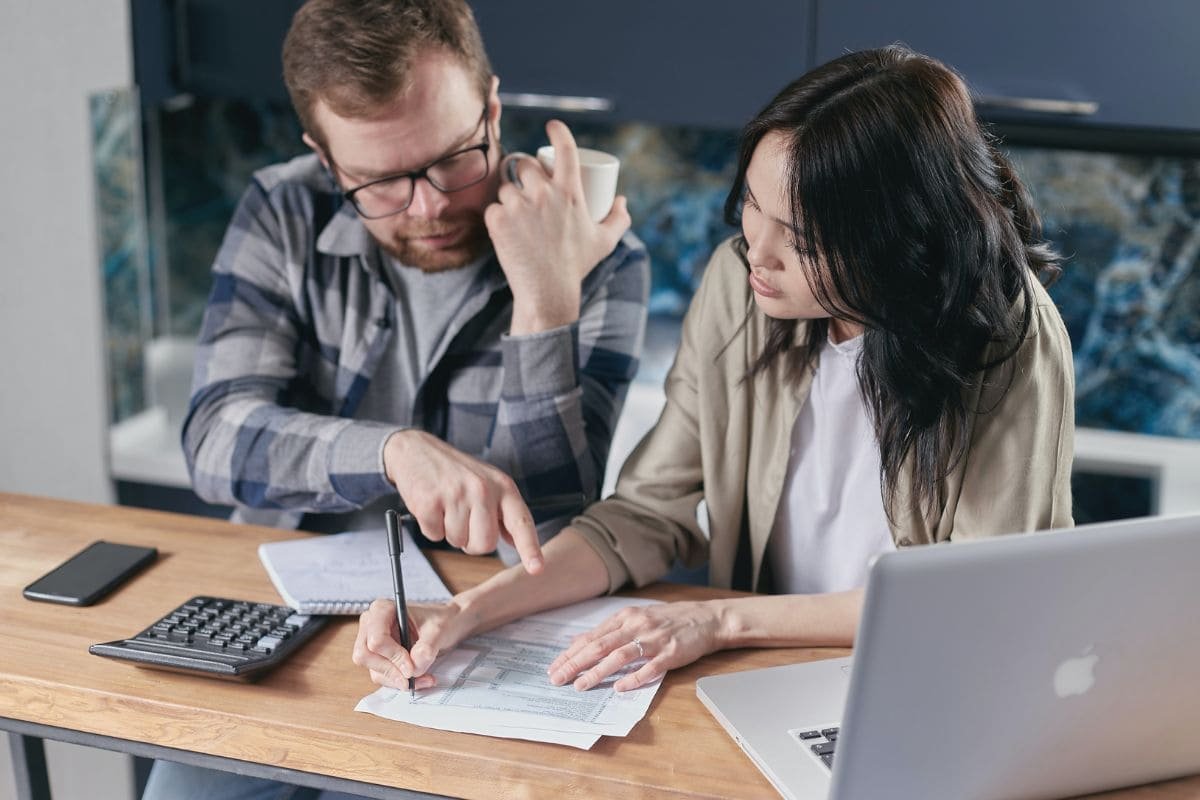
[23,541,158,606]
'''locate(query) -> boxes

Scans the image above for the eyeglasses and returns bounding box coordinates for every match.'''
[334,105,491,219]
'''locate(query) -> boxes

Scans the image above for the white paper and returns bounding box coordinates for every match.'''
[356,596,664,749]
[258,528,451,614]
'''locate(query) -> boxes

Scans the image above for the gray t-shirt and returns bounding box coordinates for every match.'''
[357,253,488,424]
[305,253,489,534]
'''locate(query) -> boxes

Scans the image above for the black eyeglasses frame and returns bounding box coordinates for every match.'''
[333,104,492,220]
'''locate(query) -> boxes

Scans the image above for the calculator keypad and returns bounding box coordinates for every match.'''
[90,596,325,681]
[139,598,306,655]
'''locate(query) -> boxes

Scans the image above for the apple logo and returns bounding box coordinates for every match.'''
[1054,646,1099,698]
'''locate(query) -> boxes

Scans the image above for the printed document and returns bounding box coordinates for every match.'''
[356,596,665,748]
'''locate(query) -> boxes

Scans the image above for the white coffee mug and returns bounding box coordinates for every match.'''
[536,145,620,222]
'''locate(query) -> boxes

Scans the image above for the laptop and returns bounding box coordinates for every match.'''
[697,513,1200,800]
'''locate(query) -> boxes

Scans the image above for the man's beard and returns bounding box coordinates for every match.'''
[375,210,490,272]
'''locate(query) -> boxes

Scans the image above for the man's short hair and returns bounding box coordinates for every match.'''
[283,0,492,148]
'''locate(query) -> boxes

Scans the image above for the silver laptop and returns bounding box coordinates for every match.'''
[697,513,1200,800]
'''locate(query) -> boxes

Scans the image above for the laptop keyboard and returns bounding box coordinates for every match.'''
[791,726,840,770]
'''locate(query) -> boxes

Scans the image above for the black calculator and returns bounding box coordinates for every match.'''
[89,596,326,681]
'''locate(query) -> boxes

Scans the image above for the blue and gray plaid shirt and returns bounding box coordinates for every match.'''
[183,153,649,530]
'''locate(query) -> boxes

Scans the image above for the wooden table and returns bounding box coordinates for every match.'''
[2,493,1198,800]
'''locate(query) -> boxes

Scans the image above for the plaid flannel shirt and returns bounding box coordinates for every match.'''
[183,154,649,530]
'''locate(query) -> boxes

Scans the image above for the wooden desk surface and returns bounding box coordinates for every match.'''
[1,493,1197,800]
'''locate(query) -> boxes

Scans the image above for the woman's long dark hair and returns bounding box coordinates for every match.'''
[726,45,1061,517]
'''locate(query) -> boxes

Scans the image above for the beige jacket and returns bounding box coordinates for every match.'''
[573,238,1075,593]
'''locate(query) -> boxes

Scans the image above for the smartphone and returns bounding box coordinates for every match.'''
[23,541,158,606]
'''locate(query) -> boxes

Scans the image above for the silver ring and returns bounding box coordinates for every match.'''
[631,638,645,659]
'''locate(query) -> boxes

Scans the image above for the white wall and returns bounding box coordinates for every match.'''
[1,1,133,797]
[0,0,120,504]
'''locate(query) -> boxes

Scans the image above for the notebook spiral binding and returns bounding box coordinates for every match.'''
[298,599,372,615]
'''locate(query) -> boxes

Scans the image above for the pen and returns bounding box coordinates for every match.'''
[384,508,414,700]
[381,491,585,697]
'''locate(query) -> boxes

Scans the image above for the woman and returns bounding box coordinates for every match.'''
[354,44,1075,694]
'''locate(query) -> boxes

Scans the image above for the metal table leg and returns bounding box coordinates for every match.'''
[8,733,52,800]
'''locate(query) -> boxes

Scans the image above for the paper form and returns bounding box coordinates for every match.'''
[355,596,665,748]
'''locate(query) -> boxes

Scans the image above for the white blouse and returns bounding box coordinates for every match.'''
[767,334,895,595]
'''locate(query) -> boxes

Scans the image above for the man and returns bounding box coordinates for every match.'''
[182,0,649,575]
[146,0,646,797]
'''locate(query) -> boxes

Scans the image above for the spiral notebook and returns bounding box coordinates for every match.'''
[258,527,452,614]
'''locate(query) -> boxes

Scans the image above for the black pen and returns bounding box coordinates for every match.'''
[381,491,585,698]
[384,508,414,700]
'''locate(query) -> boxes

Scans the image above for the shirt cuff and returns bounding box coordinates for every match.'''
[500,322,579,400]
[327,421,404,506]
[570,514,636,594]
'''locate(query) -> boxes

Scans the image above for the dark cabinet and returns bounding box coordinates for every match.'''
[470,1,813,129]
[174,0,301,103]
[132,0,302,107]
[133,0,814,129]
[132,0,1200,133]
[814,0,1200,132]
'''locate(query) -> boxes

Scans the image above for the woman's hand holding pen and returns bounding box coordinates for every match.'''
[355,529,610,692]
[352,598,477,690]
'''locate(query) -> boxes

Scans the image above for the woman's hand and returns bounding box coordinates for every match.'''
[547,600,727,693]
[351,598,477,690]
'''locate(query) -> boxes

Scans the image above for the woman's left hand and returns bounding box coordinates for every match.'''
[547,600,726,692]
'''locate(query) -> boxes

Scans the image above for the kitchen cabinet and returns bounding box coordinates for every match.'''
[814,0,1200,132]
[131,1,1200,132]
[132,0,302,106]
[470,1,813,129]
[131,0,814,128]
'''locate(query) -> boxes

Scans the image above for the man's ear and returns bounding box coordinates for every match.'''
[302,132,329,170]
[488,75,502,134]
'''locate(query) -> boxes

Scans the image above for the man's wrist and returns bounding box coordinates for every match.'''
[382,428,422,486]
[510,300,579,335]
[328,421,408,506]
